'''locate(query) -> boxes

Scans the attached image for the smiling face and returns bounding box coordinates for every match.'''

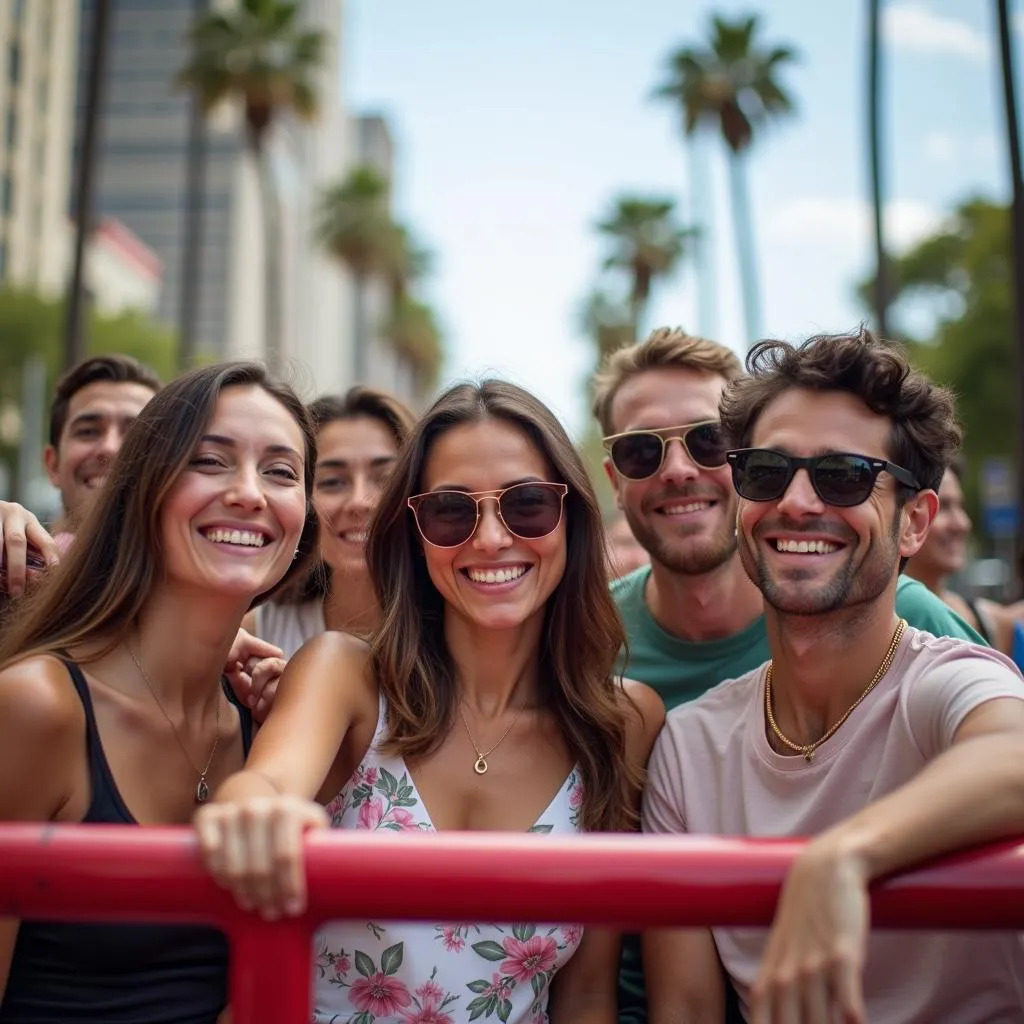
[159,385,309,602]
[736,387,934,615]
[44,380,156,526]
[314,415,400,577]
[912,468,972,579]
[417,417,567,634]
[605,367,736,576]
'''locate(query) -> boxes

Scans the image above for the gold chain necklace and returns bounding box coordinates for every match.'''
[765,618,907,763]
[125,640,222,803]
[458,700,525,775]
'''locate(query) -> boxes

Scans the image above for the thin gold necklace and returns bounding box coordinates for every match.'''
[458,700,525,775]
[764,619,907,763]
[125,640,222,803]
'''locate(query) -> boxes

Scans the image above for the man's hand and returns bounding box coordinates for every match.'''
[750,844,870,1024]
[224,629,286,723]
[0,502,60,599]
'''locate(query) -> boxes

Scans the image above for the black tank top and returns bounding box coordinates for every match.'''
[0,660,253,1024]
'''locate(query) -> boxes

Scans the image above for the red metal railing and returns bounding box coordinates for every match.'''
[1,825,1023,1023]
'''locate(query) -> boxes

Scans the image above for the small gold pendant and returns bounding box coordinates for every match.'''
[473,756,488,775]
[804,751,814,763]
[196,777,210,804]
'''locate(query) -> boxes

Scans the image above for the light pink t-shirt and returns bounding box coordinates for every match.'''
[643,627,1024,1023]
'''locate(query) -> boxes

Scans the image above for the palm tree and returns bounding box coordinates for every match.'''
[581,290,635,365]
[596,196,694,340]
[868,0,890,338]
[178,0,326,373]
[996,0,1024,554]
[385,294,444,396]
[657,14,797,348]
[315,165,404,383]
[65,0,113,371]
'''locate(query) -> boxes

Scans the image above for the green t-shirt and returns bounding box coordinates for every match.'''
[612,567,986,1024]
[612,567,985,712]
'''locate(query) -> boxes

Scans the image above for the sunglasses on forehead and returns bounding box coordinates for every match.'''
[602,421,728,480]
[726,449,922,507]
[407,481,569,548]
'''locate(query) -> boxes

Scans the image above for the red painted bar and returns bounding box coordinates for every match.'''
[1,825,1023,929]
[1,826,1023,1023]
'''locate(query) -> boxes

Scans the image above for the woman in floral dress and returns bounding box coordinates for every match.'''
[196,379,664,1024]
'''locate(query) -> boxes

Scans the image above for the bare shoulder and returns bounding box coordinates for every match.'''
[0,654,83,739]
[621,677,666,765]
[279,630,377,716]
[0,654,83,819]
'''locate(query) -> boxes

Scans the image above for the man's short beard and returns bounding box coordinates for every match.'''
[626,512,738,577]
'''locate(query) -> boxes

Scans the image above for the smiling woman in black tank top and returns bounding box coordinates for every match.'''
[0,363,318,1024]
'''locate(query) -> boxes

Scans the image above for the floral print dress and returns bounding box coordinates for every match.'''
[313,697,585,1024]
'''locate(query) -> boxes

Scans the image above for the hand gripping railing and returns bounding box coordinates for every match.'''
[0,826,1023,1023]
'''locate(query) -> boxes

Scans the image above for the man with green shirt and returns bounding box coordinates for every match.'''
[591,327,984,1024]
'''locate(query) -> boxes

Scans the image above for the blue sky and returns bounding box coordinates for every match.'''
[346,1,1014,437]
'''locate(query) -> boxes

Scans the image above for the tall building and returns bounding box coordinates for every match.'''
[76,0,353,392]
[0,0,78,293]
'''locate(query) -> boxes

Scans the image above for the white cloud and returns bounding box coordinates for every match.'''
[765,197,945,253]
[924,131,956,162]
[882,2,989,61]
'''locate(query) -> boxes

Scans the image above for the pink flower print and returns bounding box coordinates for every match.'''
[402,1005,454,1024]
[441,926,465,952]
[388,807,418,830]
[334,954,351,977]
[415,979,444,1003]
[561,924,583,946]
[349,972,413,1016]
[362,766,379,785]
[483,972,514,998]
[569,783,584,809]
[500,935,558,982]
[358,795,385,830]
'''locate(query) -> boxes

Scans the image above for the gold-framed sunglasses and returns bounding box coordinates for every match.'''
[407,482,569,548]
[602,421,728,480]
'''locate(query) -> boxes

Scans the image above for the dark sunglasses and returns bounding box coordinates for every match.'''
[603,421,728,480]
[726,449,922,507]
[407,481,569,548]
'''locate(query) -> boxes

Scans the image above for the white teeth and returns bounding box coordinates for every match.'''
[774,538,838,555]
[342,531,368,543]
[466,565,528,584]
[203,528,267,548]
[662,502,711,515]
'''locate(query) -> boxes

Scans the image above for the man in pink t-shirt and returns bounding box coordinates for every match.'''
[642,328,1024,1024]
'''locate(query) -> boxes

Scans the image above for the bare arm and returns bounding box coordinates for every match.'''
[195,631,378,918]
[548,928,620,1024]
[643,929,726,1024]
[752,694,1024,1023]
[0,656,82,1000]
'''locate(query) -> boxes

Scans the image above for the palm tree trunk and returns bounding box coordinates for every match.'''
[353,272,369,382]
[687,134,718,338]
[868,0,890,338]
[64,0,112,371]
[727,150,763,350]
[177,0,209,371]
[996,0,1024,588]
[250,135,283,376]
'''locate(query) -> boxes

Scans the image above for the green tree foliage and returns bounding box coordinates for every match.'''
[858,198,1013,528]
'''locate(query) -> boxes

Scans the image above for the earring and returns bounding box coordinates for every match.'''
[293,548,300,560]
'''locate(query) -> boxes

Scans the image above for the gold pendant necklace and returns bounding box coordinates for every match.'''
[125,640,222,803]
[765,619,907,762]
[458,700,525,774]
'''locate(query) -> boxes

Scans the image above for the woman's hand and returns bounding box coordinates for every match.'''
[195,788,329,920]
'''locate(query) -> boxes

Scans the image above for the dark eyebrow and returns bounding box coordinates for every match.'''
[200,434,302,459]
[317,455,397,471]
[429,476,547,493]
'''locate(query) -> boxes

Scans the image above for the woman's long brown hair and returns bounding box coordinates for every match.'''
[366,379,640,832]
[0,362,319,669]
